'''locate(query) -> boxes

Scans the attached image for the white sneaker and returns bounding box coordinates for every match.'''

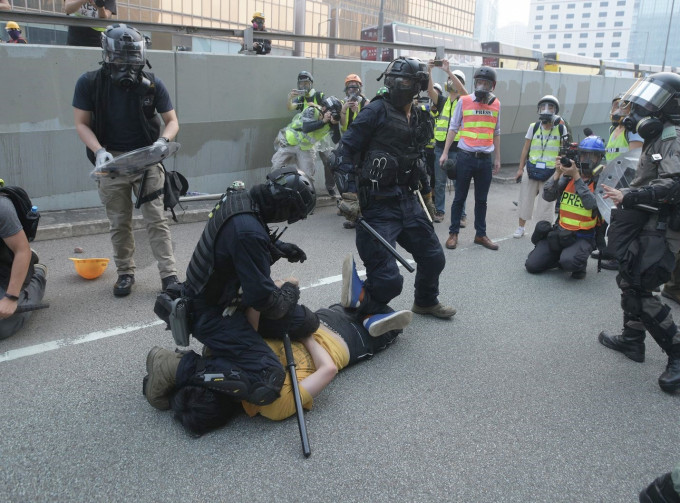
[513,226,525,238]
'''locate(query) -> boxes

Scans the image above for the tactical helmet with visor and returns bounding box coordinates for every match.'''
[102,24,146,70]
[383,57,429,107]
[265,166,316,224]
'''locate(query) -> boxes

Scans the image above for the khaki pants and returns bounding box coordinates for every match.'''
[97,163,177,279]
[518,170,556,227]
[271,135,316,180]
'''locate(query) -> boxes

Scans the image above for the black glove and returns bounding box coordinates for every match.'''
[94,0,106,7]
[639,472,680,503]
[275,242,307,263]
[622,186,668,208]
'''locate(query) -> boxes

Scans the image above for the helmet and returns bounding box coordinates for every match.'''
[297,71,313,92]
[101,24,147,89]
[230,180,246,191]
[69,258,110,280]
[345,74,362,86]
[578,136,605,177]
[473,66,497,102]
[252,11,265,20]
[537,95,560,123]
[322,96,342,116]
[433,83,443,95]
[474,66,497,85]
[622,72,680,139]
[265,166,316,224]
[450,69,466,88]
[6,21,20,31]
[382,57,429,107]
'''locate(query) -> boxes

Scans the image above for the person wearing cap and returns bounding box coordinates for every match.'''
[63,0,116,47]
[427,59,467,224]
[246,11,271,55]
[440,66,501,250]
[5,21,27,43]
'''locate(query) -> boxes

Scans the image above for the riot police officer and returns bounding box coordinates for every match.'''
[336,56,455,319]
[599,72,680,393]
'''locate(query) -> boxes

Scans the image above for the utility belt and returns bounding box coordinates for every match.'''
[459,149,491,159]
[531,221,593,252]
[359,150,420,191]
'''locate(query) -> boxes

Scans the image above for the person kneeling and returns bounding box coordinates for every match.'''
[524,137,605,280]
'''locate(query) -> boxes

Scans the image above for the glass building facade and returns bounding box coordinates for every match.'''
[7,0,477,58]
[627,0,680,68]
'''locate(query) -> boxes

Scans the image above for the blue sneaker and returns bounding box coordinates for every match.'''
[363,310,413,338]
[341,253,363,308]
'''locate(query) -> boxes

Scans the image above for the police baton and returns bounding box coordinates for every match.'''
[14,303,50,313]
[282,333,311,458]
[356,218,415,273]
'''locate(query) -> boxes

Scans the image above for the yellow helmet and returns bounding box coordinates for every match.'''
[69,258,110,280]
[252,12,265,21]
[6,21,20,31]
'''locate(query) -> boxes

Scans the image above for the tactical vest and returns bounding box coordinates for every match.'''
[605,128,631,163]
[458,94,499,147]
[185,190,261,301]
[284,108,330,150]
[559,178,598,231]
[528,122,562,168]
[359,100,426,189]
[84,68,161,164]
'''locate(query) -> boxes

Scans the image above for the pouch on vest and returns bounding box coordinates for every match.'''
[361,151,399,187]
[526,160,555,182]
[154,284,192,347]
[619,230,675,290]
[605,208,649,263]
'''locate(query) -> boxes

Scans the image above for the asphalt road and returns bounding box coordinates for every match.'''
[2,181,679,502]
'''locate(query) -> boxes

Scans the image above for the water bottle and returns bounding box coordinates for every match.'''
[26,205,40,242]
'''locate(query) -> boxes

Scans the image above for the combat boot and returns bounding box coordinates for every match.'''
[598,318,646,363]
[658,344,680,393]
[144,346,183,410]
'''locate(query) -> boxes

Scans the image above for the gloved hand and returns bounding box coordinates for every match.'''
[95,148,114,168]
[275,242,307,263]
[422,191,436,220]
[94,0,106,7]
[622,186,667,208]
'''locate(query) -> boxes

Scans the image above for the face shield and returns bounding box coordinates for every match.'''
[345,82,361,99]
[578,150,603,177]
[538,102,557,123]
[622,77,675,114]
[103,36,146,89]
[610,99,631,126]
[297,79,312,93]
[474,78,494,101]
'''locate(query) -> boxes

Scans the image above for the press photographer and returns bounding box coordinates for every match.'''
[524,137,605,279]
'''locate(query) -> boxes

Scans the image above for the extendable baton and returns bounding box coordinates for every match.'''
[14,303,50,314]
[282,333,311,458]
[357,218,415,273]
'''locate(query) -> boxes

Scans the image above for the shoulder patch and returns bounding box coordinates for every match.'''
[661,125,678,141]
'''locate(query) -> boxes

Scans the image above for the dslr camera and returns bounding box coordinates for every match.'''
[559,141,579,167]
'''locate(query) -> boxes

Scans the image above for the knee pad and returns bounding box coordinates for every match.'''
[621,290,643,316]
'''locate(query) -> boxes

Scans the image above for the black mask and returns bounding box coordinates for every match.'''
[389,89,416,108]
[623,105,663,140]
[109,64,144,89]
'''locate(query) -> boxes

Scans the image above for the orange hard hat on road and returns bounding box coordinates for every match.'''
[69,258,110,280]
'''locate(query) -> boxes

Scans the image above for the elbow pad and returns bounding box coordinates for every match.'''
[259,282,300,320]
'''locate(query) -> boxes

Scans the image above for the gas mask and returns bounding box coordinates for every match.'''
[538,102,557,124]
[623,103,663,140]
[578,151,603,178]
[345,85,361,100]
[474,78,495,104]
[252,19,264,30]
[109,63,146,90]
[7,29,21,41]
[610,101,629,128]
[385,76,417,108]
[298,80,312,93]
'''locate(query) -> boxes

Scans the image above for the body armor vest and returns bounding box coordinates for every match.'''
[185,190,260,301]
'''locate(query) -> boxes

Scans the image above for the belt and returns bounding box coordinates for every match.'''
[460,150,491,159]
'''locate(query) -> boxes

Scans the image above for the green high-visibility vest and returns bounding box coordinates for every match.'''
[528,122,562,168]
[434,97,459,142]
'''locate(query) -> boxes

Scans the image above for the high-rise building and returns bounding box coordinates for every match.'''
[474,0,499,43]
[628,0,680,68]
[527,0,633,61]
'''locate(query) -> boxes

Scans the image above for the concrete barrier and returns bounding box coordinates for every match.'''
[0,44,638,211]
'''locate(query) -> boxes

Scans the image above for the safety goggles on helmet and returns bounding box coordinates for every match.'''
[385,75,415,91]
[474,78,494,92]
[622,77,676,114]
[103,36,146,67]
[538,102,557,115]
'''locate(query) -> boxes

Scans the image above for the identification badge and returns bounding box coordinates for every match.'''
[535,161,547,170]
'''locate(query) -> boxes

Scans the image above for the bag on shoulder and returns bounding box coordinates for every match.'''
[526,160,555,182]
[137,167,189,222]
[0,186,39,242]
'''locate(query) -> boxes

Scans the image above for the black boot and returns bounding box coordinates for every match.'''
[598,317,646,363]
[659,344,680,393]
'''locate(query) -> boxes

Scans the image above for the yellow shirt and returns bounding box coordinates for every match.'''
[241,326,350,421]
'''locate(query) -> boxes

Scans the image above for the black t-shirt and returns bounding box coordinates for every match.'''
[66,0,118,47]
[72,72,174,151]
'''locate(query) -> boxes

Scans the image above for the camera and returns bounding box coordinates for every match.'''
[347,94,359,103]
[292,89,306,96]
[433,60,443,67]
[331,112,341,121]
[559,141,579,167]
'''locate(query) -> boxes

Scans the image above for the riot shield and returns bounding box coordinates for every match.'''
[90,142,181,179]
[594,147,640,223]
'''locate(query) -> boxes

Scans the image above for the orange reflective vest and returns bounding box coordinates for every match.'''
[459,94,500,147]
[559,178,598,231]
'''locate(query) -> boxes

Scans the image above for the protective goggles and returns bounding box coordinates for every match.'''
[385,76,415,90]
[474,79,494,92]
[538,103,557,115]
[578,151,602,165]
[297,80,312,91]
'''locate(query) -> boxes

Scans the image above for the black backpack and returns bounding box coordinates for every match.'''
[0,186,40,242]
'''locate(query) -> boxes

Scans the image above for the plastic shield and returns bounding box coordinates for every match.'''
[594,147,640,223]
[90,142,181,179]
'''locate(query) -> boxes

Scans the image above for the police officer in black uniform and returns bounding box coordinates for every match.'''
[168,167,318,406]
[336,57,455,319]
[600,72,680,393]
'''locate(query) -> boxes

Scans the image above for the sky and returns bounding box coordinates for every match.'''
[497,0,531,28]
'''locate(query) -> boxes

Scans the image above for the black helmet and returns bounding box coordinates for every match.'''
[265,166,316,224]
[623,72,680,138]
[382,57,429,107]
[473,66,497,85]
[322,96,342,115]
[102,24,147,89]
